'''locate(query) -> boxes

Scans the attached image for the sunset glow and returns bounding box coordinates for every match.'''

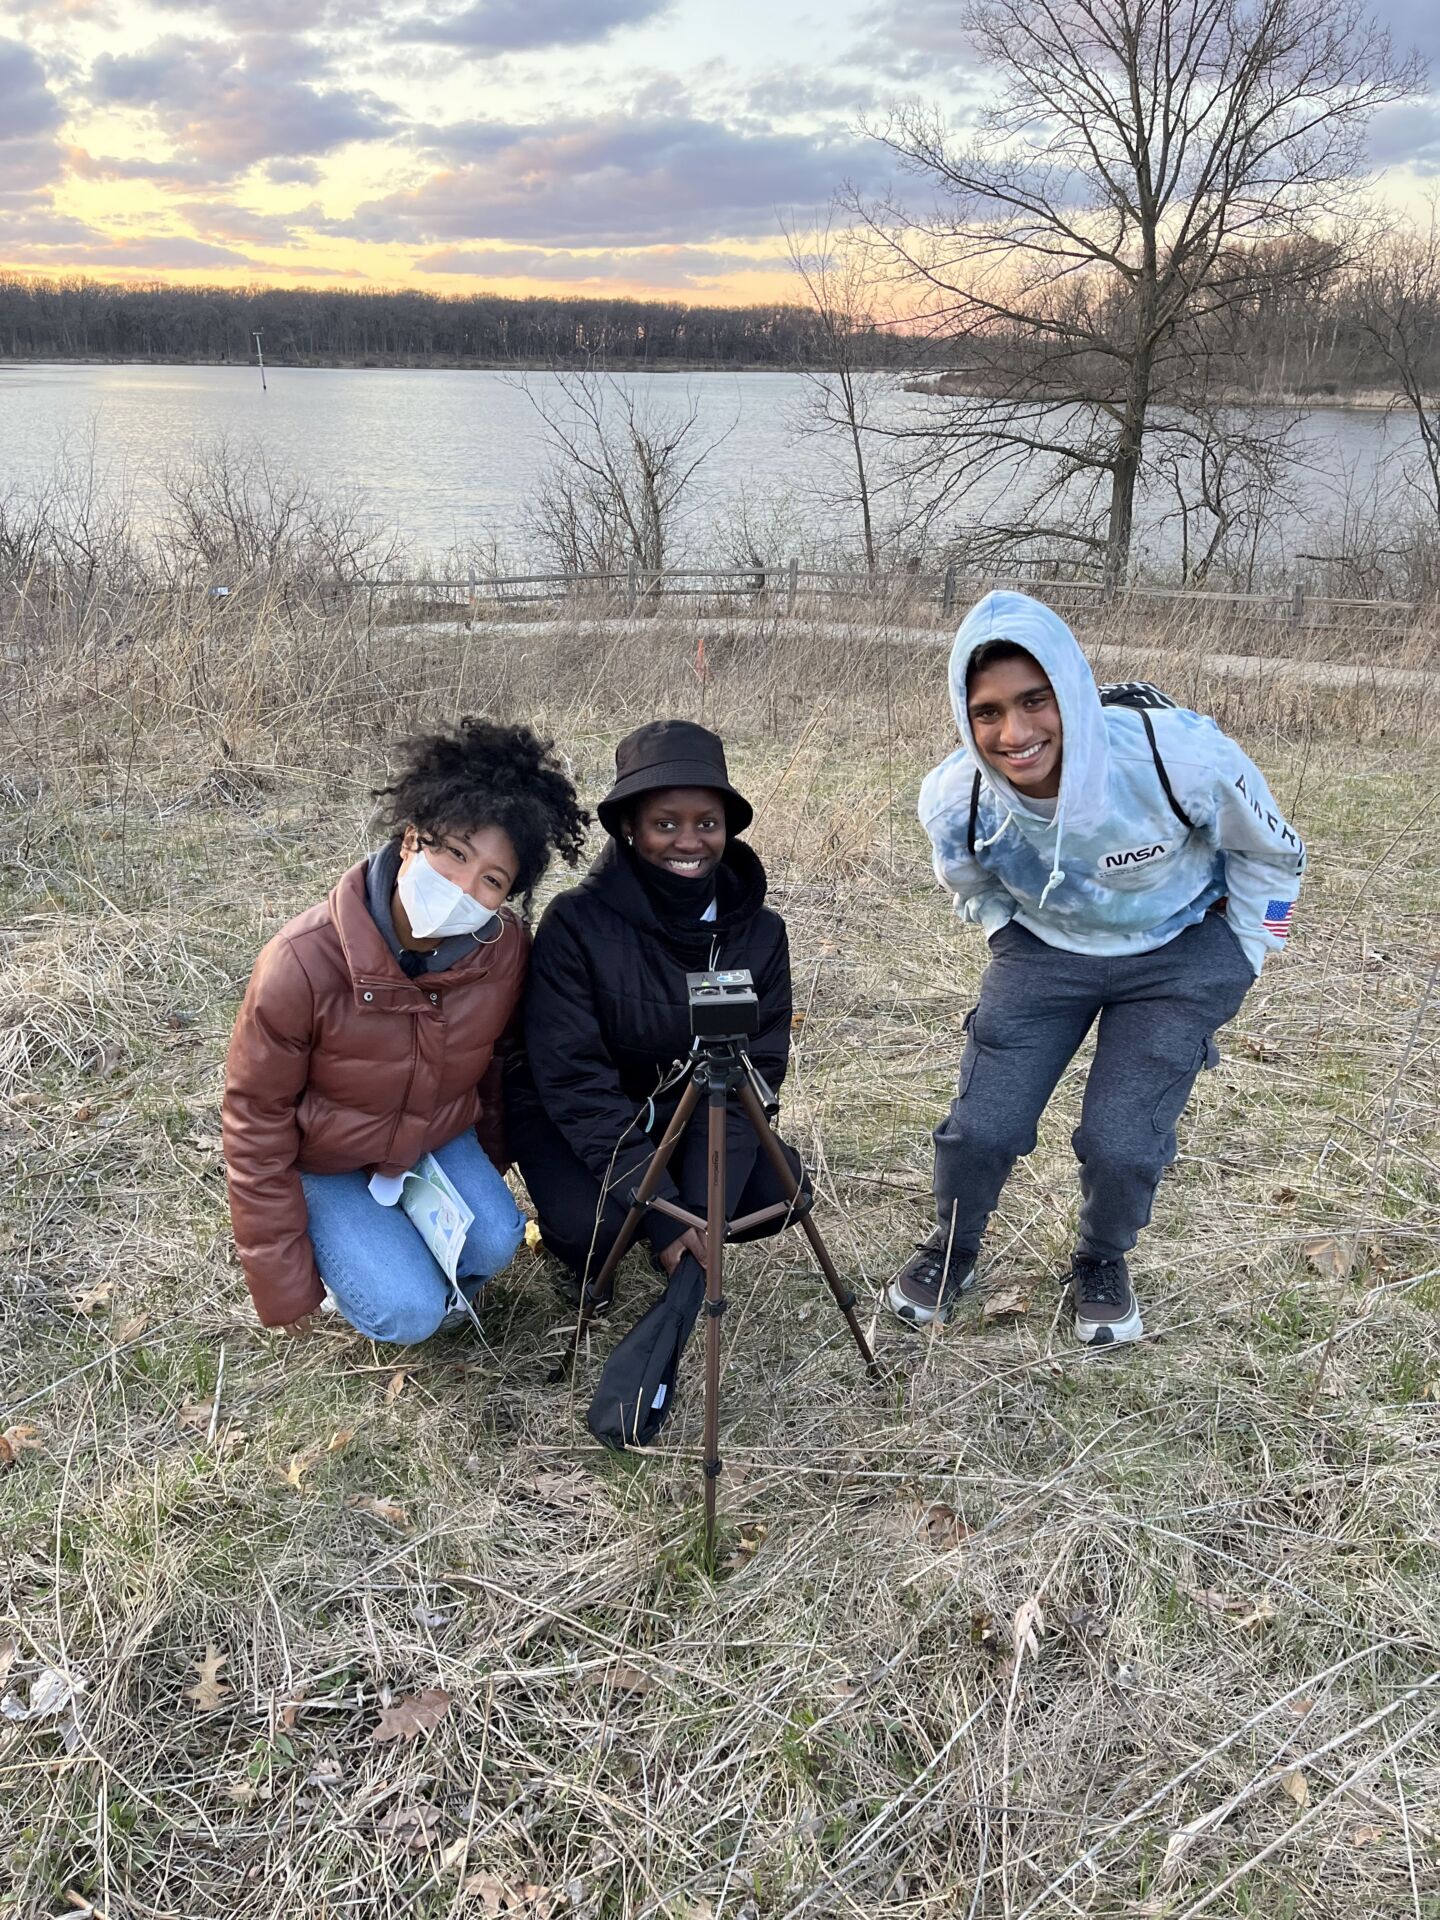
[1,0,1437,304]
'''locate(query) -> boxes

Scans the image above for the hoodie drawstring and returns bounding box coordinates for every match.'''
[1036,791,1068,909]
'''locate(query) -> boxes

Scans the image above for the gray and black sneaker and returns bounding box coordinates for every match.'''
[886,1228,978,1327]
[1071,1256,1144,1347]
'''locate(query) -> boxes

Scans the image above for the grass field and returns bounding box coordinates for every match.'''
[1,593,1438,1919]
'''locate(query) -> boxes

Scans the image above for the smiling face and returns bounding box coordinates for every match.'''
[627,787,728,881]
[394,820,519,945]
[966,654,1064,800]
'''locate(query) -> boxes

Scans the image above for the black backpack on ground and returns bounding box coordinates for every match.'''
[964,681,1193,856]
[586,1253,707,1450]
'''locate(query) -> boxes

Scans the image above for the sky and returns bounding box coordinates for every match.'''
[1,0,1438,305]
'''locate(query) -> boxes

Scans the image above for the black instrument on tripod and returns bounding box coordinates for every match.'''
[568,968,881,1559]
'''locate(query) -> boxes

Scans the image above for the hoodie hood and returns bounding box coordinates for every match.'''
[950,590,1111,836]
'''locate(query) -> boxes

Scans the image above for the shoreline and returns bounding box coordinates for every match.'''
[0,355,841,376]
[900,373,1405,413]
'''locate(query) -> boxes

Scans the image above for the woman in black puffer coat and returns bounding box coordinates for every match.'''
[507,719,805,1300]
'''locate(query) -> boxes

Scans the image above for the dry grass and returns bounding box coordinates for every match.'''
[1,593,1438,1920]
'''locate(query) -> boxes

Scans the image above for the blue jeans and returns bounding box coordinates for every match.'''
[300,1131,525,1343]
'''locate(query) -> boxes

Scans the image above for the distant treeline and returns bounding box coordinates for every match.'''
[0,276,903,369]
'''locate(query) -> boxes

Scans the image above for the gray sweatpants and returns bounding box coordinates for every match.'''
[934,911,1256,1263]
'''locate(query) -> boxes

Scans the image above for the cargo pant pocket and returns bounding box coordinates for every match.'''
[1151,1034,1219,1134]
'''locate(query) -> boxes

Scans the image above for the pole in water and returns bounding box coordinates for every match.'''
[253,329,267,393]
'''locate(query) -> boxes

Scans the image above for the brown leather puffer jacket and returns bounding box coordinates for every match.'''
[222,859,530,1327]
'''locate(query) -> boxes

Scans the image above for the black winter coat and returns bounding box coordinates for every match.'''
[508,837,792,1222]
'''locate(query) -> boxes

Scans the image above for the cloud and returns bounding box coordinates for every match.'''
[0,38,66,198]
[849,0,980,80]
[177,198,327,247]
[396,0,668,54]
[1373,0,1440,66]
[89,34,398,174]
[1367,99,1440,172]
[3,226,264,269]
[263,157,324,184]
[348,111,891,248]
[412,242,784,286]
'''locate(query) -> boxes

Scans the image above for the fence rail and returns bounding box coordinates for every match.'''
[4,561,1437,635]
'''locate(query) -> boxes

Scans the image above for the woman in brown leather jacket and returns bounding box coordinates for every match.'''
[222,719,587,1340]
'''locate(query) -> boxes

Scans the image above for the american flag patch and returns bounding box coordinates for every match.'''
[1263,899,1294,938]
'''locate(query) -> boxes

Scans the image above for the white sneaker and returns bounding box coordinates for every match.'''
[1071,1257,1144,1346]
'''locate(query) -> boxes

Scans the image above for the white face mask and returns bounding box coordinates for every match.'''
[396,848,498,940]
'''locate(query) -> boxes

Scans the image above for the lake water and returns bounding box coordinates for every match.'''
[0,362,1411,578]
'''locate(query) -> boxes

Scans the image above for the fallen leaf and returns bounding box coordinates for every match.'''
[920,1502,973,1550]
[1278,1767,1308,1808]
[375,1803,442,1850]
[725,1522,768,1571]
[214,1427,250,1457]
[383,1368,410,1404]
[460,1873,555,1915]
[187,1131,223,1154]
[828,1677,863,1702]
[1012,1599,1045,1663]
[1348,1823,1385,1846]
[1288,1695,1316,1718]
[518,1470,590,1509]
[970,1609,1000,1654]
[71,1102,95,1123]
[981,1284,1031,1323]
[176,1400,214,1433]
[1060,1604,1110,1642]
[1270,1186,1299,1204]
[278,1687,305,1730]
[346,1494,412,1530]
[305,1758,344,1790]
[283,1446,323,1490]
[372,1686,451,1742]
[1187,1585,1275,1629]
[112,1312,149,1345]
[0,1424,41,1469]
[1302,1234,1354,1282]
[326,1426,355,1453]
[186,1646,230,1712]
[606,1661,655,1695]
[70,1281,113,1316]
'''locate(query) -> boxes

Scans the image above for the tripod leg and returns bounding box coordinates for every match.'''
[735,1079,881,1381]
[558,1076,703,1380]
[701,1072,728,1566]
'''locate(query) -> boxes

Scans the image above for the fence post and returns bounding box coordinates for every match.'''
[626,557,639,611]
[1289,581,1304,628]
[941,562,957,619]
[785,556,799,615]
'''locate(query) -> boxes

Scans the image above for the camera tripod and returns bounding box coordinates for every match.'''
[566,1037,881,1557]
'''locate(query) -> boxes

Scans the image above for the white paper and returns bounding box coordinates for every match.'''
[367,1172,407,1207]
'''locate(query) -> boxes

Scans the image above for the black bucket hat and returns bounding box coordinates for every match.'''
[596,719,753,839]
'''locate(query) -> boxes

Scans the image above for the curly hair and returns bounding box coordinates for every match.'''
[374,718,589,911]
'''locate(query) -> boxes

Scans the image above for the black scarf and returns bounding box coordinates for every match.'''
[622,841,729,925]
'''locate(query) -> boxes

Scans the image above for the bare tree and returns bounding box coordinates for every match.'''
[521,371,729,581]
[857,0,1419,590]
[1356,209,1440,528]
[782,210,883,570]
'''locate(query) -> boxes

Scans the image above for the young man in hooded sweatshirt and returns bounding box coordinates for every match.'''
[889,590,1305,1345]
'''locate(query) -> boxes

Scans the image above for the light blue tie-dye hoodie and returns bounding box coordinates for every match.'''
[918,591,1305,976]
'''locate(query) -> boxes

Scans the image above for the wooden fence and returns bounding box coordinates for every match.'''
[351,561,1435,640]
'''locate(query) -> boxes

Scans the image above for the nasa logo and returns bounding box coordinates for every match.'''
[1103,842,1168,870]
